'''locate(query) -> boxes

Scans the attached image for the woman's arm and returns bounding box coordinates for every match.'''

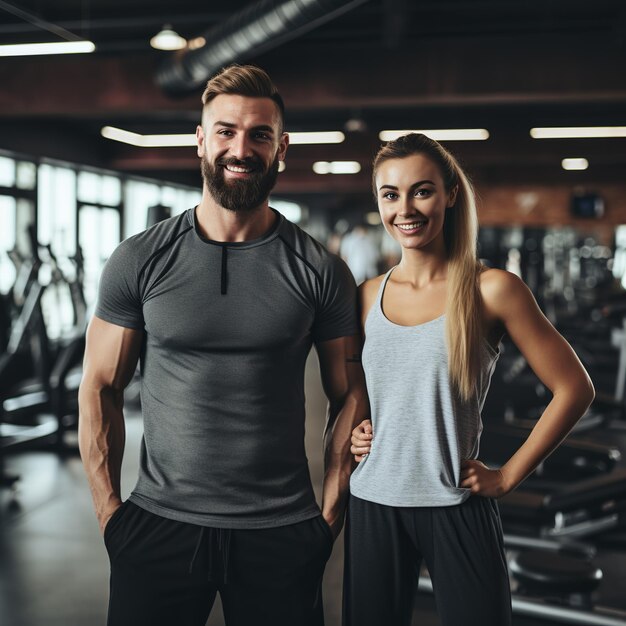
[460,269,595,497]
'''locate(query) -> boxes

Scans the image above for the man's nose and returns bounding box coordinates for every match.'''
[229,134,253,161]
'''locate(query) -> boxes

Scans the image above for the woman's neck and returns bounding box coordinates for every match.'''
[395,246,448,288]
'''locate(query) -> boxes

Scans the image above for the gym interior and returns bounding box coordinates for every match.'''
[2,1,626,625]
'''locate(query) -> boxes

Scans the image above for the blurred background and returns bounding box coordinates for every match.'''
[2,1,626,625]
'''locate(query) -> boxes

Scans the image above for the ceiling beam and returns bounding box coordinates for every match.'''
[1,32,625,119]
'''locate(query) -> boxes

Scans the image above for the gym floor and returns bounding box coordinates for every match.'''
[1,353,626,626]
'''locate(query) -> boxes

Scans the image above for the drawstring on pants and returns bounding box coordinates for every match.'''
[189,526,232,583]
[189,527,206,576]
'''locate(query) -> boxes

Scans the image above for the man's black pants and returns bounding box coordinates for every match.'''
[105,501,334,626]
[343,494,512,626]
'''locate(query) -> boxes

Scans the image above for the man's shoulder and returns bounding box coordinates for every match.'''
[134,209,193,248]
[113,210,194,268]
[276,216,337,271]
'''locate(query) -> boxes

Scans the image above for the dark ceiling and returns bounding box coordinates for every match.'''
[1,0,626,203]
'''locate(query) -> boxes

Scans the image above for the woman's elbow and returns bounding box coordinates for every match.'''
[569,371,595,413]
[582,374,596,408]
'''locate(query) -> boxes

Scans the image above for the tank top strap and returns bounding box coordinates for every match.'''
[366,267,396,326]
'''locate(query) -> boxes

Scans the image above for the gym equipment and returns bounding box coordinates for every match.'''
[418,571,626,625]
[481,424,621,483]
[0,261,55,488]
[1,231,88,489]
[417,532,626,625]
[146,203,172,228]
[498,468,626,540]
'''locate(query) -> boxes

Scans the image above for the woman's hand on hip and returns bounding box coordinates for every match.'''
[351,419,373,462]
[460,459,511,498]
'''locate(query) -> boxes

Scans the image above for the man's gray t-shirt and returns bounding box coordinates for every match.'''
[95,208,358,529]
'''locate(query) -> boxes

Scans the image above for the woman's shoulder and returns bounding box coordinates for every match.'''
[358,274,386,322]
[479,267,534,317]
[359,273,385,295]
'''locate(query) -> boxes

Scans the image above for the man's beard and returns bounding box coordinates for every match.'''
[201,153,280,213]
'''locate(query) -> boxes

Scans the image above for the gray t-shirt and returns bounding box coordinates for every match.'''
[350,268,499,507]
[95,208,358,528]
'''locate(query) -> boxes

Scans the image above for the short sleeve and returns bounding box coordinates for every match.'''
[94,238,144,329]
[312,254,359,343]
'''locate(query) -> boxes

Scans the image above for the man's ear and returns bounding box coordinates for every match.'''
[278,132,289,162]
[196,125,205,158]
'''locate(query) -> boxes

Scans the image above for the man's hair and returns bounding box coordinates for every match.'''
[201,64,285,129]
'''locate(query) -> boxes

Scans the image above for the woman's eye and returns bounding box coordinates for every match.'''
[415,188,432,197]
[382,192,397,200]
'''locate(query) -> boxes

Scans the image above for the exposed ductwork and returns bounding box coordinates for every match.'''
[156,0,371,95]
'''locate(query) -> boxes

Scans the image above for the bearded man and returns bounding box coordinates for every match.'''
[78,65,366,626]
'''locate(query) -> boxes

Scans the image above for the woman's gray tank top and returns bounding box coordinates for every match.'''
[350,268,500,507]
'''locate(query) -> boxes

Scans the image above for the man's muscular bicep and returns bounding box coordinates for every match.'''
[82,316,143,391]
[315,334,364,402]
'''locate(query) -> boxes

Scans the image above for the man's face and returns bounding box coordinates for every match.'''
[196,94,288,212]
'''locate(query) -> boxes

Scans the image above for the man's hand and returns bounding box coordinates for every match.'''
[322,506,344,540]
[351,419,373,461]
[459,460,511,498]
[99,498,124,535]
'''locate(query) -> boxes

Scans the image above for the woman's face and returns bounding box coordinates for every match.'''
[375,153,457,251]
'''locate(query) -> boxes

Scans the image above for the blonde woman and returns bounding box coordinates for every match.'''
[345,133,594,626]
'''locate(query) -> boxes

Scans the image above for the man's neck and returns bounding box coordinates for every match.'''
[195,190,276,243]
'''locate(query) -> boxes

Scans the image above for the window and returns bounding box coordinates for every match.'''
[77,171,121,206]
[0,156,16,187]
[124,181,201,238]
[0,195,17,294]
[79,205,121,306]
[38,164,77,257]
[16,161,36,190]
[124,180,161,237]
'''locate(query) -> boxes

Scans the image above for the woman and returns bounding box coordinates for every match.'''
[344,133,594,626]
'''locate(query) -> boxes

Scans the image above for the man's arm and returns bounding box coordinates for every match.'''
[315,334,369,537]
[78,316,143,534]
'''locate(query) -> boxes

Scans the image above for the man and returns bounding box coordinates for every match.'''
[78,64,366,626]
[340,224,380,284]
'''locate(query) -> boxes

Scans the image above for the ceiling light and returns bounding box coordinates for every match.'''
[150,26,187,51]
[289,131,345,145]
[0,40,95,57]
[561,158,589,171]
[101,126,346,149]
[139,134,196,147]
[101,126,195,147]
[188,37,206,51]
[101,126,143,146]
[531,127,626,139]
[344,118,368,133]
[379,129,489,141]
[313,161,361,175]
